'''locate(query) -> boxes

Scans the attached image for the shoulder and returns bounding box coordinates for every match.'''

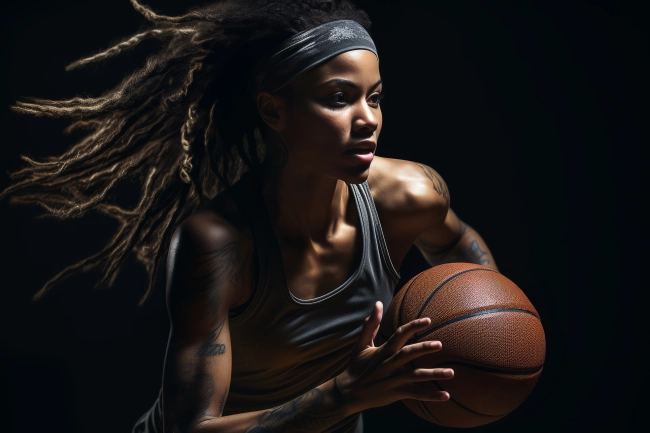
[170,192,252,264]
[367,156,450,222]
[166,188,254,317]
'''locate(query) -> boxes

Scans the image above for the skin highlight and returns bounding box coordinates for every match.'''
[256,50,384,300]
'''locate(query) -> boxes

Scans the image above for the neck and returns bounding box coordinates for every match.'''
[260,158,351,247]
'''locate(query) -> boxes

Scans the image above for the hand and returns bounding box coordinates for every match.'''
[335,301,454,414]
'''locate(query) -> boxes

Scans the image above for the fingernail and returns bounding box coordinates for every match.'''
[443,368,454,377]
[441,392,450,400]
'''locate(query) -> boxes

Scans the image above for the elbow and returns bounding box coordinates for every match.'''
[190,415,230,433]
[162,415,221,433]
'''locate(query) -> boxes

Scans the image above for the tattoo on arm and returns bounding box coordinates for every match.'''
[191,241,249,315]
[219,387,229,417]
[467,240,490,265]
[417,163,450,205]
[196,318,227,357]
[245,388,340,432]
[417,224,492,266]
[166,361,216,430]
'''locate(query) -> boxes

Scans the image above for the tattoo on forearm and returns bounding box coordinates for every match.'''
[166,361,216,430]
[417,164,450,205]
[245,388,340,432]
[219,386,229,416]
[467,240,490,265]
[196,318,227,357]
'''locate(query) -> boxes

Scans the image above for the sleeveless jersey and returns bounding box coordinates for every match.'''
[132,170,400,433]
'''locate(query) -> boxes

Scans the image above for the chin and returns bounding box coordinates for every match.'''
[337,163,372,184]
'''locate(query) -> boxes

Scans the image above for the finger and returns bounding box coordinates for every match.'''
[382,317,432,355]
[369,304,383,347]
[402,367,454,383]
[398,384,450,402]
[389,340,443,367]
[354,301,383,351]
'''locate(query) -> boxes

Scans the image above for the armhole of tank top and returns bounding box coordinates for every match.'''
[362,181,401,282]
[228,236,259,321]
[226,173,264,324]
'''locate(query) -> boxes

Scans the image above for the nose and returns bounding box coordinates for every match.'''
[352,99,379,134]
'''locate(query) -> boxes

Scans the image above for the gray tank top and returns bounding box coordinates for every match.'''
[131,170,400,433]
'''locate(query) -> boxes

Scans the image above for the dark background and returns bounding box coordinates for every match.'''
[1,1,648,432]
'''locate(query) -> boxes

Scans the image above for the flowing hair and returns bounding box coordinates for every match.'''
[1,0,372,304]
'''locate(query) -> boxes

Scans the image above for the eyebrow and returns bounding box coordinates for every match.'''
[316,78,383,90]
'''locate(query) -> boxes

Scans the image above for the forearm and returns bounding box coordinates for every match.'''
[415,223,499,271]
[193,378,353,433]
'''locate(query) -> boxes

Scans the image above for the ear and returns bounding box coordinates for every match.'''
[256,91,286,132]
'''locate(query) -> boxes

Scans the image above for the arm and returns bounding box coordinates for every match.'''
[415,210,499,271]
[413,164,499,272]
[163,213,453,433]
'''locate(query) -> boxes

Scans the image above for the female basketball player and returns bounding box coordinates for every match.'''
[2,1,499,432]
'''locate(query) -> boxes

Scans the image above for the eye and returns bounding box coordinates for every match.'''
[327,92,348,106]
[368,92,385,107]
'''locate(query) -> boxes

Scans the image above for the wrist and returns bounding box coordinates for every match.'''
[321,376,356,417]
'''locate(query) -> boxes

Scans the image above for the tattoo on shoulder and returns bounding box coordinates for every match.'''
[196,318,227,357]
[191,241,249,314]
[417,163,450,205]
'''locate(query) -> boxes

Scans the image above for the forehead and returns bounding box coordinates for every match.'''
[290,49,381,89]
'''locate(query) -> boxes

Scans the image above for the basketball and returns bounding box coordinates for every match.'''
[378,263,546,428]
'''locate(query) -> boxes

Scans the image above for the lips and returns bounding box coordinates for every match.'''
[345,141,376,154]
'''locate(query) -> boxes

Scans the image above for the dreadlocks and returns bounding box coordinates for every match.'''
[1,0,372,305]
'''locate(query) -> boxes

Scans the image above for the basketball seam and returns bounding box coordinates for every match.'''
[434,362,544,375]
[409,360,446,425]
[415,268,497,319]
[433,381,509,418]
[378,277,421,341]
[417,399,444,425]
[411,308,541,343]
[399,273,426,328]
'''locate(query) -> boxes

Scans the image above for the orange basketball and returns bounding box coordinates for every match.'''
[378,263,546,428]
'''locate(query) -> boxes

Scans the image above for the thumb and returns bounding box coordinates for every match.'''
[355,301,383,352]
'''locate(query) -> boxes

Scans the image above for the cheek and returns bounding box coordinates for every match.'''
[285,105,350,150]
[376,110,383,136]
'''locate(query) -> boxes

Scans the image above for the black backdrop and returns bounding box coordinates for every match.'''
[2,1,648,432]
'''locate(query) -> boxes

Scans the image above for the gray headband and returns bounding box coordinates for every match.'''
[249,19,378,93]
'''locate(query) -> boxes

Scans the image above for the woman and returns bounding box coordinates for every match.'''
[3,1,499,432]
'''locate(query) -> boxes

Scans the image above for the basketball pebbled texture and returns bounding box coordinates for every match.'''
[378,263,546,428]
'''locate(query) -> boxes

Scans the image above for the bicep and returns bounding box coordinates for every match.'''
[410,162,464,253]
